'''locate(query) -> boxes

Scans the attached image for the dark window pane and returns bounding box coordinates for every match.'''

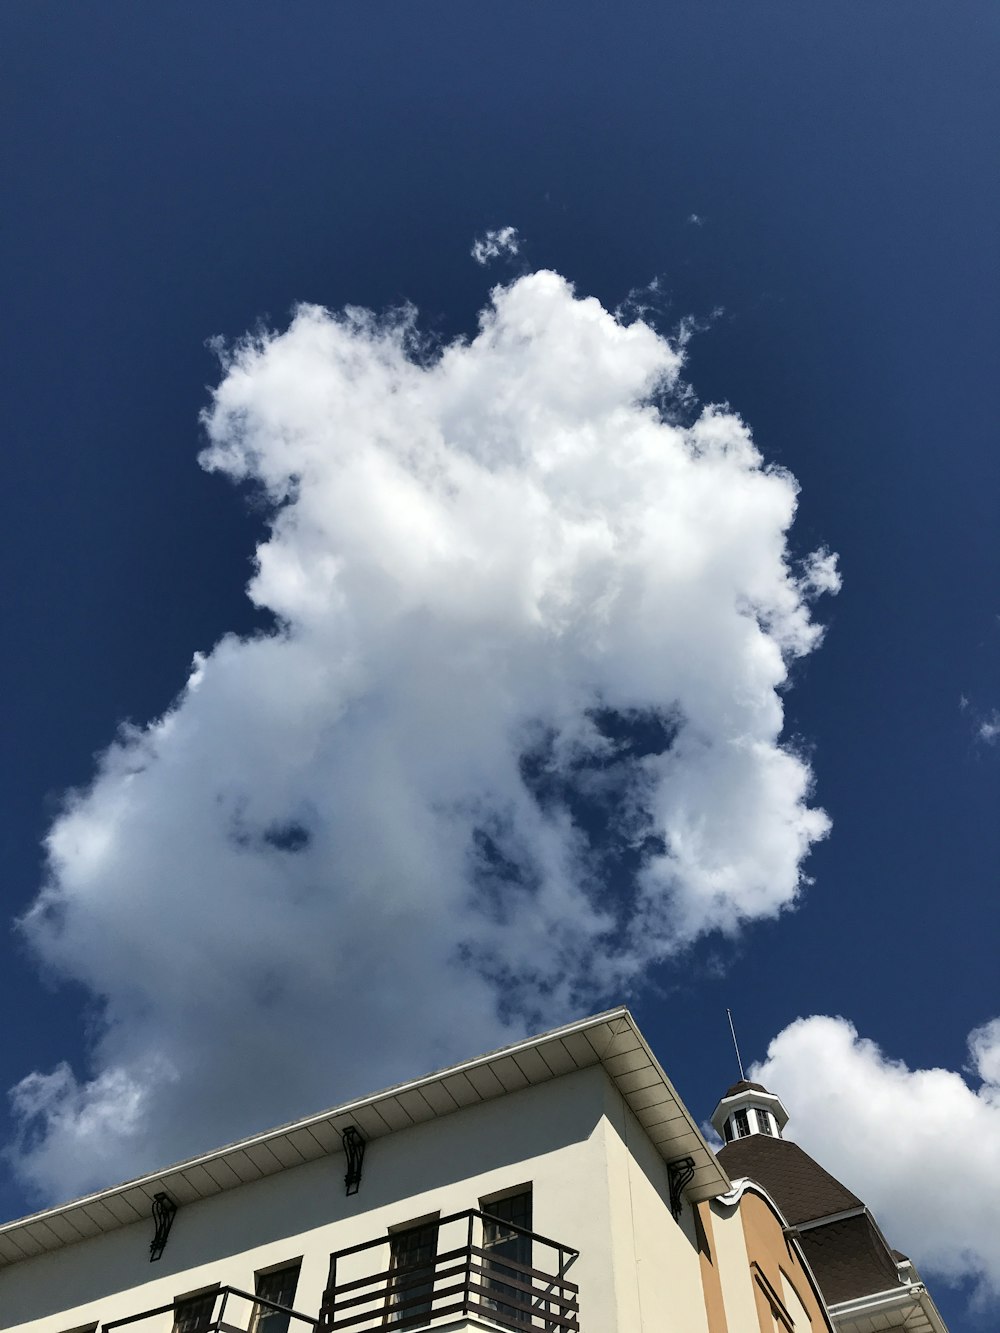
[756,1109,774,1136]
[389,1221,438,1324]
[482,1191,533,1326]
[734,1109,751,1138]
[173,1293,216,1333]
[253,1264,301,1333]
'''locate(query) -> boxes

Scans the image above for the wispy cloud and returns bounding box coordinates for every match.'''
[471,226,520,264]
[756,1015,1000,1302]
[960,695,999,744]
[9,270,838,1200]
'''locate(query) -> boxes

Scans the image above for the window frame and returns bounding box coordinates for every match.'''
[250,1259,303,1333]
[755,1108,774,1136]
[478,1186,534,1327]
[385,1211,441,1326]
[171,1285,221,1333]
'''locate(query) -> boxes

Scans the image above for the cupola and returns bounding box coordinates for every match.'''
[711,1079,789,1144]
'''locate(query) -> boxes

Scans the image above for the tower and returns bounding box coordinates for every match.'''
[710,1078,789,1143]
[712,1077,949,1331]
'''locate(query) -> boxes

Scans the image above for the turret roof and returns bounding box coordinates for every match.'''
[717,1133,861,1225]
[723,1078,770,1098]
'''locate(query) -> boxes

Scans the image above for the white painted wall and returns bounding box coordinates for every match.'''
[1,1067,711,1333]
[600,1077,710,1333]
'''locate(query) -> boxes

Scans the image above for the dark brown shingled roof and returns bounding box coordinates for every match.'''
[716,1134,862,1225]
[719,1138,909,1308]
[798,1214,902,1305]
[723,1079,770,1097]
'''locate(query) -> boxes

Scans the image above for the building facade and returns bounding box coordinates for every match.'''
[0,1010,944,1333]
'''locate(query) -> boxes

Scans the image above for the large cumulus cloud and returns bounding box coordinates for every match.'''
[10,271,838,1199]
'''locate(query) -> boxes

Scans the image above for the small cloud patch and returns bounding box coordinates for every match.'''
[471,226,521,265]
[960,696,1000,745]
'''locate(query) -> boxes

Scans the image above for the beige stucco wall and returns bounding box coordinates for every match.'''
[738,1191,830,1333]
[694,1200,732,1333]
[705,1189,833,1333]
[710,1198,764,1333]
[0,1066,712,1333]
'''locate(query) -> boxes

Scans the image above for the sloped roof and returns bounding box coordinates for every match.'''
[716,1134,861,1225]
[0,1007,729,1266]
[799,1214,902,1306]
[717,1135,924,1317]
[724,1079,770,1098]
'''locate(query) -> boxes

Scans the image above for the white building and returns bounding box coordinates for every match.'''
[0,1009,945,1333]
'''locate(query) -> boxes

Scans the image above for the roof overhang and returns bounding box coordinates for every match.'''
[0,1007,729,1267]
[829,1283,948,1333]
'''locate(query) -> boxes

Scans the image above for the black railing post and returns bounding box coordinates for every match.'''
[328,1254,337,1330]
[464,1211,475,1318]
[215,1287,228,1332]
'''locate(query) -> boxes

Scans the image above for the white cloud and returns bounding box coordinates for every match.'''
[471,226,520,264]
[959,694,999,744]
[687,213,704,227]
[754,1015,1000,1302]
[10,270,838,1200]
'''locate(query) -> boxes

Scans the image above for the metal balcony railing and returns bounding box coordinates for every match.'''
[100,1285,318,1333]
[319,1209,579,1333]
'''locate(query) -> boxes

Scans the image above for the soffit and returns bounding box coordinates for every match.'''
[0,1007,729,1264]
[830,1291,936,1333]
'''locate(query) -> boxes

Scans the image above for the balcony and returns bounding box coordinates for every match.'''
[320,1209,579,1333]
[100,1286,318,1333]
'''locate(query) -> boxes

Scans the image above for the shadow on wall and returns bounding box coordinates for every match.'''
[2,1067,606,1325]
[600,1075,702,1257]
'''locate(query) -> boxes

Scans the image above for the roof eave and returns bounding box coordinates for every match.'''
[0,1007,729,1264]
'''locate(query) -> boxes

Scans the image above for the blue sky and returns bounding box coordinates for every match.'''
[2,5,998,1327]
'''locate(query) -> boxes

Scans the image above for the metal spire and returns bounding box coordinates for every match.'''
[726,1008,746,1081]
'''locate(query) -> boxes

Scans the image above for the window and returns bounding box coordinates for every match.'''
[733,1108,751,1138]
[388,1218,439,1324]
[251,1262,301,1333]
[756,1108,774,1136]
[481,1188,533,1326]
[172,1291,218,1333]
[779,1269,811,1329]
[752,1264,795,1332]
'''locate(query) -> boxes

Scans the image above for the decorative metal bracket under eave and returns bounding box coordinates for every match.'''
[342,1125,365,1196]
[667,1156,696,1221]
[149,1191,177,1262]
